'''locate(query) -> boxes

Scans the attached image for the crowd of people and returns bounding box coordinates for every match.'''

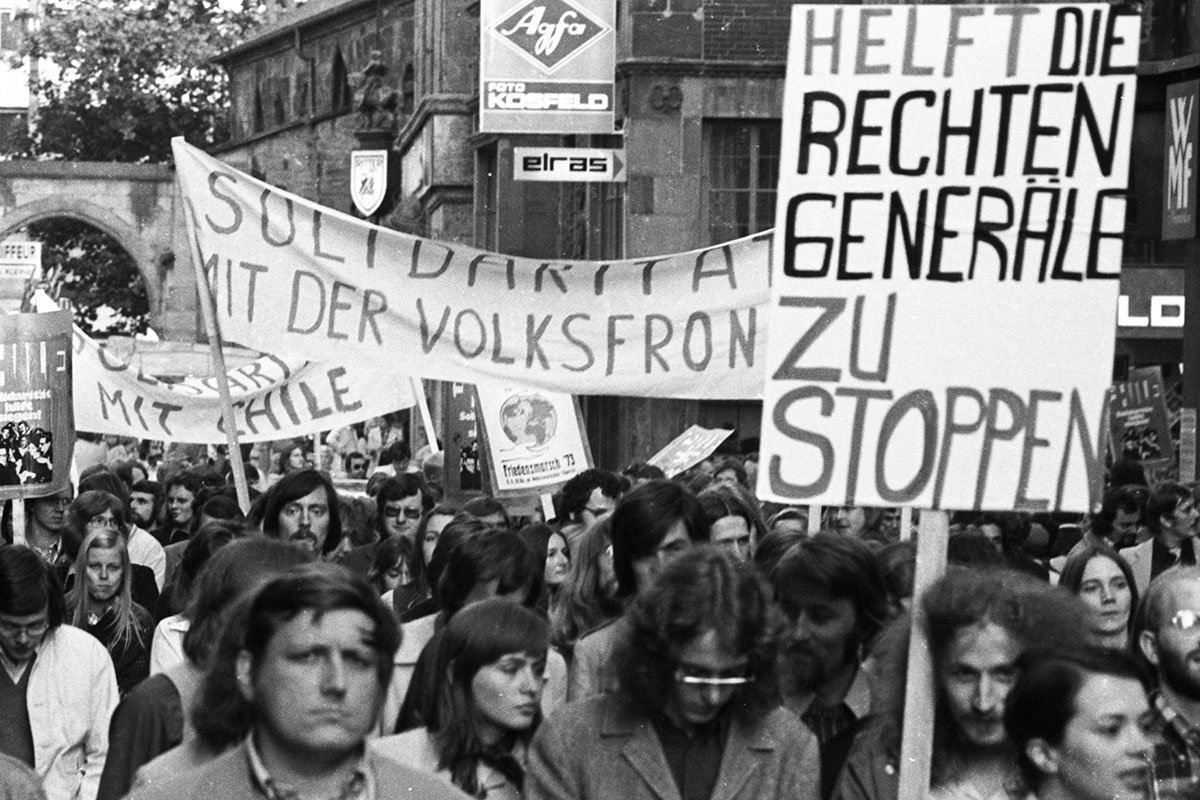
[0,436,1193,800]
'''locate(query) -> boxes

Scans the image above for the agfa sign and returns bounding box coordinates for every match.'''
[493,0,608,72]
[481,0,615,134]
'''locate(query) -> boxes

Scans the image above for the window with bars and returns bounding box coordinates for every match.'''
[705,120,781,246]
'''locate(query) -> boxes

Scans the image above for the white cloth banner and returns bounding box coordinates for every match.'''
[38,293,416,443]
[758,4,1138,512]
[172,138,769,400]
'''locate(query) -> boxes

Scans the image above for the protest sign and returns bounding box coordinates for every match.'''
[0,311,73,500]
[474,382,590,495]
[759,4,1138,513]
[172,138,769,400]
[443,383,489,502]
[1109,366,1173,469]
[42,294,415,443]
[647,425,734,478]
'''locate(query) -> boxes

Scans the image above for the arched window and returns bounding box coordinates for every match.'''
[331,48,352,112]
[253,86,265,133]
[401,63,414,116]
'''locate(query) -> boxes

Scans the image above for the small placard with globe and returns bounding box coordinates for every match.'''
[475,383,590,494]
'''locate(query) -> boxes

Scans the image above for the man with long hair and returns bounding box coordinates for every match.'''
[529,546,820,800]
[835,566,1093,800]
[259,469,343,558]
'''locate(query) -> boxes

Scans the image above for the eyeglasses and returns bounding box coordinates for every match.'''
[673,665,753,687]
[86,516,119,530]
[384,506,422,520]
[0,617,49,639]
[1169,610,1200,631]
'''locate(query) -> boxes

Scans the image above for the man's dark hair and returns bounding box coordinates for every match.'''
[611,480,709,598]
[192,562,399,750]
[260,469,343,555]
[78,470,130,515]
[1090,485,1148,542]
[344,451,368,473]
[560,469,628,521]
[380,440,412,468]
[616,545,781,720]
[113,461,146,488]
[462,495,510,529]
[771,533,891,651]
[1145,482,1193,538]
[621,462,665,483]
[438,529,536,617]
[0,545,66,627]
[374,474,432,536]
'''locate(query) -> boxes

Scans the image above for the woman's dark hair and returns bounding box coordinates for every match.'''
[431,599,549,796]
[751,528,805,576]
[425,514,488,611]
[711,458,748,488]
[616,546,781,721]
[1058,545,1139,640]
[610,480,709,598]
[78,469,130,513]
[517,522,567,609]
[0,544,66,626]
[1004,647,1150,790]
[181,538,313,667]
[260,469,342,555]
[622,462,665,483]
[192,561,396,750]
[169,519,248,616]
[366,535,413,596]
[410,504,459,593]
[697,483,767,547]
[438,530,536,617]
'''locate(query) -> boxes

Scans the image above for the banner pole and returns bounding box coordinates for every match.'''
[411,377,439,454]
[897,509,948,800]
[182,199,251,515]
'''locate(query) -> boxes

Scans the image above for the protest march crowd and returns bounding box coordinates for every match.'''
[0,424,1190,800]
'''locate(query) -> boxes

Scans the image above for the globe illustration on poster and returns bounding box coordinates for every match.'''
[499,393,558,450]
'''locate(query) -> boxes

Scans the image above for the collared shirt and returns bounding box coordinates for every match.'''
[651,713,728,800]
[785,664,873,744]
[1152,538,1197,582]
[245,734,374,800]
[27,538,60,566]
[1147,691,1200,800]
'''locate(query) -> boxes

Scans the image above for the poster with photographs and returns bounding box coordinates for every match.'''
[0,311,73,499]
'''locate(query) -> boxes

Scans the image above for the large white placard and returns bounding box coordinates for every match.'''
[474,382,590,493]
[758,4,1139,512]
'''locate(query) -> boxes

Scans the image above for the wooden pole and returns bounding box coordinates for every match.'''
[898,509,949,799]
[899,507,913,541]
[808,504,822,536]
[182,198,251,515]
[411,376,439,454]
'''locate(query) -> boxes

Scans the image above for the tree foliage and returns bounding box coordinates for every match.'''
[29,218,150,336]
[16,0,262,163]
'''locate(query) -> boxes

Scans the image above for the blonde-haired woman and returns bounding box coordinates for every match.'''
[68,525,155,695]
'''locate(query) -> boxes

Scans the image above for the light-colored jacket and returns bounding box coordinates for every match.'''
[528,695,821,800]
[1118,538,1155,596]
[26,625,118,800]
[371,727,523,800]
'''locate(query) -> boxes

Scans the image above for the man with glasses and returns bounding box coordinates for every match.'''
[557,469,628,550]
[343,475,430,578]
[529,546,819,800]
[1136,566,1200,798]
[21,484,73,584]
[0,545,118,800]
[1121,482,1199,594]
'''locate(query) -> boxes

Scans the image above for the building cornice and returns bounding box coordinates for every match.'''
[396,94,475,153]
[616,59,786,79]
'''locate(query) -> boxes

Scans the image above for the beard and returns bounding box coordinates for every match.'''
[1158,642,1200,701]
[781,634,859,695]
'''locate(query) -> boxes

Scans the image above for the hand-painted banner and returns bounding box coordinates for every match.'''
[172,138,769,400]
[40,294,415,443]
[759,4,1138,512]
[0,310,73,500]
[647,424,735,478]
[475,382,590,494]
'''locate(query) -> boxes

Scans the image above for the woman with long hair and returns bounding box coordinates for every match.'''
[373,599,548,799]
[393,504,460,619]
[1058,545,1138,652]
[68,526,155,694]
[517,522,570,615]
[549,518,620,662]
[368,534,414,597]
[64,489,159,621]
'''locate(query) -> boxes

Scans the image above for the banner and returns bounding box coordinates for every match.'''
[759,4,1139,512]
[1164,80,1199,240]
[647,424,735,479]
[39,294,415,444]
[1109,366,1173,469]
[0,311,73,500]
[475,382,590,494]
[480,0,615,134]
[173,138,768,400]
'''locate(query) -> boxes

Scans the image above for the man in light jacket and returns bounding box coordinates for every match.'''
[529,546,820,800]
[0,545,118,800]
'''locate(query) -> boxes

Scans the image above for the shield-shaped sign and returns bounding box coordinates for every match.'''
[350,150,389,217]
